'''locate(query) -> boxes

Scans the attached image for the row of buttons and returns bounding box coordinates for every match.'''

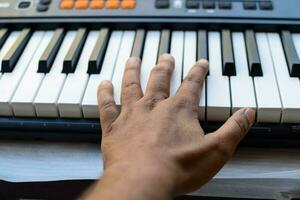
[244,1,273,10]
[60,0,136,10]
[156,0,273,10]
[18,0,51,12]
[185,0,232,9]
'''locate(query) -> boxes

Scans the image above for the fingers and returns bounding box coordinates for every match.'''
[205,108,256,157]
[175,59,208,107]
[98,81,119,133]
[145,54,175,102]
[121,57,143,107]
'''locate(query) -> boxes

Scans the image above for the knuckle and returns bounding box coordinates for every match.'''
[184,74,205,85]
[174,99,198,114]
[156,81,169,92]
[232,115,248,136]
[142,95,165,109]
[99,100,116,116]
[174,97,192,109]
[124,81,140,91]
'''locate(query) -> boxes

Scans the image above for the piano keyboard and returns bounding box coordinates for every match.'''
[1,28,300,124]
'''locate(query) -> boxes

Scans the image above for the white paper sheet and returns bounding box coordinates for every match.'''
[0,141,300,182]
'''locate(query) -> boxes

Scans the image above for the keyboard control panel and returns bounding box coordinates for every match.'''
[0,0,299,21]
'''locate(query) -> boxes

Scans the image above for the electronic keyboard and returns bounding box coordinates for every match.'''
[1,0,300,145]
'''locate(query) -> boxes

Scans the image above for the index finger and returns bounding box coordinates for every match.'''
[175,59,208,106]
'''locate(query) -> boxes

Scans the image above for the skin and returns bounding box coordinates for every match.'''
[82,54,256,200]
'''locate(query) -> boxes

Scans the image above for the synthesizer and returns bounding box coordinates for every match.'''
[0,0,300,144]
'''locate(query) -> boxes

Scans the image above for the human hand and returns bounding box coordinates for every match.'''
[87,54,255,200]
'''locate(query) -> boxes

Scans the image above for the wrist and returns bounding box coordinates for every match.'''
[100,161,176,200]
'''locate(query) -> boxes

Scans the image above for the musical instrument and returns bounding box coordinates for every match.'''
[0,0,300,144]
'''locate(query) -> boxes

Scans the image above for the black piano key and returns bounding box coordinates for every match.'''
[158,29,171,57]
[62,28,87,73]
[245,30,262,76]
[197,30,207,60]
[2,28,31,72]
[0,29,9,49]
[130,29,145,58]
[198,30,208,75]
[221,29,236,76]
[38,28,65,73]
[88,28,110,74]
[281,31,300,77]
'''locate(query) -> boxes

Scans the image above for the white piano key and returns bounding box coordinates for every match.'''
[112,31,136,106]
[82,31,123,118]
[183,31,205,120]
[58,31,99,118]
[254,33,282,123]
[0,31,20,116]
[0,31,20,113]
[170,31,184,96]
[267,33,300,123]
[231,32,256,113]
[206,31,231,121]
[11,31,54,117]
[34,31,77,118]
[140,31,160,93]
[0,31,44,116]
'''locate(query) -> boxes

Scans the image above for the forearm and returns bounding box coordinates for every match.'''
[83,164,174,200]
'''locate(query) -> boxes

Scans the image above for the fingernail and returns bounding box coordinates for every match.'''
[244,108,256,127]
[100,80,111,86]
[160,53,175,63]
[128,57,141,64]
[197,59,209,65]
[196,59,209,71]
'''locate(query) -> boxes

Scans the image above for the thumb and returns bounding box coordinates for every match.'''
[205,108,255,156]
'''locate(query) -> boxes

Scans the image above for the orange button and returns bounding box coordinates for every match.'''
[60,0,74,9]
[106,0,119,9]
[75,0,89,9]
[121,0,136,9]
[90,0,104,9]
